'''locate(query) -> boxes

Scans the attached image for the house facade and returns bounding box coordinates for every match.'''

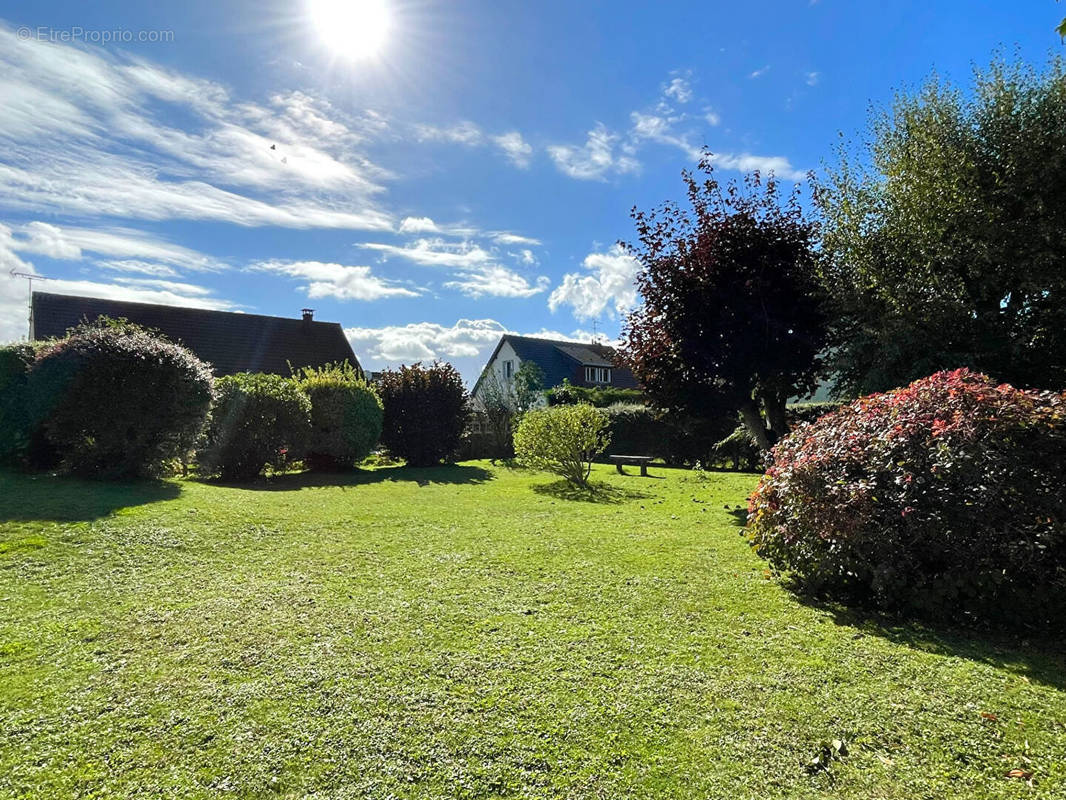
[30,292,361,377]
[471,334,639,408]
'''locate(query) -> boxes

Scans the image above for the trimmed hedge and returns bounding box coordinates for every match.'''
[546,380,644,408]
[22,322,213,477]
[602,403,668,457]
[297,363,383,470]
[746,369,1066,627]
[0,343,41,466]
[197,373,311,480]
[378,363,468,467]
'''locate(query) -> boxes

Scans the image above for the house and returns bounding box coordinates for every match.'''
[30,292,361,377]
[471,334,638,407]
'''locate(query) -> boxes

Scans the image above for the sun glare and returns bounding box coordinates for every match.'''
[308,0,391,59]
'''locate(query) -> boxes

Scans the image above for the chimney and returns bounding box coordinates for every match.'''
[301,308,314,328]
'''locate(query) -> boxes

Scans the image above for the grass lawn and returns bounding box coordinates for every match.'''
[1,462,1064,799]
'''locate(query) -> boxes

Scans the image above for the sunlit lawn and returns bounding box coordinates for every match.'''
[1,462,1064,799]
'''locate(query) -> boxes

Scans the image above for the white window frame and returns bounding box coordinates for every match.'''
[585,366,611,384]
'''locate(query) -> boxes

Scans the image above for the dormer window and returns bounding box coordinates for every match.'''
[585,366,611,384]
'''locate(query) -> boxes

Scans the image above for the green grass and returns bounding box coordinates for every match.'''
[1,462,1064,799]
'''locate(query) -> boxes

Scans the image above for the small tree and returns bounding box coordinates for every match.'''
[296,362,383,470]
[621,156,826,451]
[378,362,468,466]
[513,404,611,487]
[474,361,546,458]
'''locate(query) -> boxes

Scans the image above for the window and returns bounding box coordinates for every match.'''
[503,359,514,379]
[585,366,611,384]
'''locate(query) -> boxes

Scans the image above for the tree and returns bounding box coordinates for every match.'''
[378,362,468,466]
[815,56,1066,395]
[620,157,826,450]
[473,361,545,458]
[513,404,611,487]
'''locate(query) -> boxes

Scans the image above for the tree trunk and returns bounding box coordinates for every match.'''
[738,400,772,452]
[762,391,789,447]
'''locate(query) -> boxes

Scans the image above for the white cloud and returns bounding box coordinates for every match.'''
[492,131,533,168]
[414,121,483,146]
[516,249,537,265]
[345,318,507,364]
[0,24,394,231]
[398,216,440,234]
[360,238,495,269]
[704,108,721,126]
[548,244,641,321]
[663,77,693,104]
[629,111,704,162]
[492,232,541,246]
[706,152,807,181]
[251,260,419,301]
[805,71,820,86]
[750,65,771,79]
[444,266,549,299]
[548,124,640,180]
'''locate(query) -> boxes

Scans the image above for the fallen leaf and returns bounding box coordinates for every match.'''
[981,712,999,721]
[1007,769,1033,779]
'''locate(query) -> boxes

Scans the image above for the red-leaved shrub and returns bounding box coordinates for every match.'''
[746,369,1066,626]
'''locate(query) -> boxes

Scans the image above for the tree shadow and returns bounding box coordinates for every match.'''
[200,463,495,491]
[531,479,652,504]
[793,595,1066,692]
[0,470,182,522]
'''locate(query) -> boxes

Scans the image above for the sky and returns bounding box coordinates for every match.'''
[0,0,1061,384]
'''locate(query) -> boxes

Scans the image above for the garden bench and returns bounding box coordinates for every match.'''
[609,454,654,477]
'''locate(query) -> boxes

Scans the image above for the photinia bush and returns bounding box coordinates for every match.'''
[377,362,468,467]
[746,369,1066,627]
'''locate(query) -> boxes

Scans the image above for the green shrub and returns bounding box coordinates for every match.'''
[0,343,39,465]
[198,373,311,480]
[546,379,644,408]
[747,369,1066,627]
[378,363,468,467]
[25,322,213,478]
[602,403,667,457]
[513,404,611,487]
[296,362,383,470]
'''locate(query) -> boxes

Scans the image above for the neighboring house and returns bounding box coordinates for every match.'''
[30,292,361,376]
[471,334,638,408]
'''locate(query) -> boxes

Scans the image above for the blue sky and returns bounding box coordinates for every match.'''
[0,0,1060,383]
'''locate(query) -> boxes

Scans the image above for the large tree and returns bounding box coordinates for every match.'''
[816,56,1066,395]
[620,159,826,451]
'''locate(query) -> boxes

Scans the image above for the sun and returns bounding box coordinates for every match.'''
[308,0,391,59]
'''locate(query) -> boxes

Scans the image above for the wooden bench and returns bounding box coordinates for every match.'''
[609,455,654,477]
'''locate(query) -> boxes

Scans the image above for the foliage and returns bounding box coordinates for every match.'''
[602,403,667,457]
[23,321,213,478]
[295,362,382,470]
[512,361,546,413]
[621,156,826,451]
[197,373,311,480]
[545,379,644,408]
[747,369,1066,626]
[815,56,1066,395]
[513,404,611,487]
[713,423,761,472]
[378,362,468,466]
[0,343,37,465]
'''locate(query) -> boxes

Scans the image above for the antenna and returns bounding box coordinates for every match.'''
[9,270,51,341]
[591,319,599,342]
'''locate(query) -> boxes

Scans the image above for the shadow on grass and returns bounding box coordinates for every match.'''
[531,479,652,504]
[795,595,1066,692]
[0,470,181,522]
[201,463,495,491]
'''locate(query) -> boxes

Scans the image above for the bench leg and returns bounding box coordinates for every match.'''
[616,463,625,475]
[640,463,648,477]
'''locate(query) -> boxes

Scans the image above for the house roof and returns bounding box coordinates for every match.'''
[30,292,360,377]
[473,334,639,395]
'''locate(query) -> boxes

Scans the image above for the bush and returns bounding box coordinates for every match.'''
[546,380,644,408]
[746,369,1066,627]
[24,322,213,477]
[378,362,468,467]
[602,403,668,457]
[513,404,611,487]
[0,343,38,465]
[198,373,311,480]
[296,362,382,470]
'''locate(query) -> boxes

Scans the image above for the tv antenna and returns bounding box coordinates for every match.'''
[9,270,51,340]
